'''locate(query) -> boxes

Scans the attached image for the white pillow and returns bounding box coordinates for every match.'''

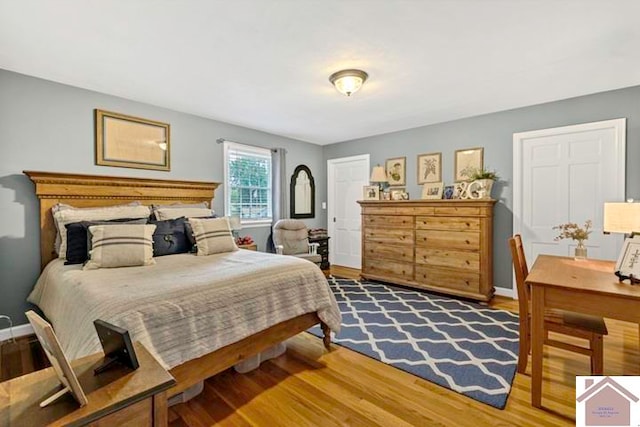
[155,207,214,221]
[84,224,156,270]
[53,204,151,259]
[188,217,238,256]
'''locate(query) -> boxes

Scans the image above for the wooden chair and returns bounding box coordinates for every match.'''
[508,234,607,375]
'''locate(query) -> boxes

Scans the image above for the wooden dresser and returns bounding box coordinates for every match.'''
[358,200,496,301]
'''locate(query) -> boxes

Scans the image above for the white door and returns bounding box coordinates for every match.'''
[327,154,370,268]
[513,119,626,272]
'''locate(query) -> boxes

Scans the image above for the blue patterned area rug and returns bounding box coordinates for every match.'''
[309,277,520,409]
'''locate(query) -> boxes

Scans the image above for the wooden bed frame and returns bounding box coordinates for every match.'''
[24,170,332,397]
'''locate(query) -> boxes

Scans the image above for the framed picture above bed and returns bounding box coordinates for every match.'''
[95,109,171,171]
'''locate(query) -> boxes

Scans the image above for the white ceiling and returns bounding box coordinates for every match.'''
[2,1,640,145]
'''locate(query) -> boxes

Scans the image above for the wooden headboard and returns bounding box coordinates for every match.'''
[24,171,220,269]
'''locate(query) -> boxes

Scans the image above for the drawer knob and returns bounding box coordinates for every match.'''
[466,261,470,265]
[465,240,470,244]
[466,222,470,226]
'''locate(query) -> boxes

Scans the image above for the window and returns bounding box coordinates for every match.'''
[223,141,272,225]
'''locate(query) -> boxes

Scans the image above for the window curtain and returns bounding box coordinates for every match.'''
[267,147,287,252]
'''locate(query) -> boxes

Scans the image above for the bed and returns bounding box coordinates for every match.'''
[24,170,339,398]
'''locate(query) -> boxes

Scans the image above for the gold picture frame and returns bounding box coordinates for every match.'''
[417,152,442,184]
[454,147,484,182]
[421,182,444,199]
[385,157,406,186]
[95,109,170,171]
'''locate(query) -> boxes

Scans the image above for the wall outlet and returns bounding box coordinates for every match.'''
[322,202,327,209]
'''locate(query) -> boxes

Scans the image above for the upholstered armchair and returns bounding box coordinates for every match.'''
[272,219,321,266]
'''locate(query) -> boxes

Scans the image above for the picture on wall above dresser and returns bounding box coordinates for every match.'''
[417,152,441,184]
[454,147,483,182]
[385,157,406,186]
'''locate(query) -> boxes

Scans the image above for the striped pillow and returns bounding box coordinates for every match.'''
[53,204,151,259]
[188,217,238,256]
[84,224,157,270]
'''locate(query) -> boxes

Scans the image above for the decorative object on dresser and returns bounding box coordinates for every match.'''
[290,164,315,219]
[454,147,483,182]
[363,185,380,200]
[614,235,640,283]
[391,188,407,201]
[466,167,500,199]
[308,235,330,271]
[0,341,175,426]
[417,152,442,184]
[369,164,388,191]
[95,109,170,171]
[421,182,444,200]
[385,157,406,186]
[359,199,496,301]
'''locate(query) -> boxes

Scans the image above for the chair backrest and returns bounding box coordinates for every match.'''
[508,234,530,318]
[272,219,309,255]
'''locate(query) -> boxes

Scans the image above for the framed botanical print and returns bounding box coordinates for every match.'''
[386,157,406,186]
[454,147,483,182]
[417,152,442,184]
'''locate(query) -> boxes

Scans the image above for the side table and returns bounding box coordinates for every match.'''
[308,236,330,271]
[0,341,175,426]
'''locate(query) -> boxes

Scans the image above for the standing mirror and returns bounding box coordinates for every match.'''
[290,164,315,219]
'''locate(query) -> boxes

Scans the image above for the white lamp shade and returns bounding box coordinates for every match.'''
[228,216,242,231]
[370,165,388,183]
[603,202,640,233]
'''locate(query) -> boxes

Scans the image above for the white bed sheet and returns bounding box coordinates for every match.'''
[28,250,341,369]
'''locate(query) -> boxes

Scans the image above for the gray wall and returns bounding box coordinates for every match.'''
[324,85,640,291]
[0,69,326,325]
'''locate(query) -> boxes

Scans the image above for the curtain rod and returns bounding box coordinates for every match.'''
[216,138,286,154]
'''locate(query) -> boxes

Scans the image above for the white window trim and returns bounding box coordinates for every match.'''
[223,141,273,225]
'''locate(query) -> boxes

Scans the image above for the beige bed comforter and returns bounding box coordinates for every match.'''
[28,250,341,369]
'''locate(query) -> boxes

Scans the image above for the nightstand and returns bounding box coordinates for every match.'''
[0,341,175,426]
[308,236,330,271]
[238,243,257,251]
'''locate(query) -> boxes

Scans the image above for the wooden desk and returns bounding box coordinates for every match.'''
[526,255,640,408]
[0,341,175,426]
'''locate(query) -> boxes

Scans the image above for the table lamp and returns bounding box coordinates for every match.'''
[603,202,640,236]
[370,165,388,191]
[228,216,242,239]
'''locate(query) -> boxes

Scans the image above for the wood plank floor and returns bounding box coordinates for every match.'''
[2,265,639,426]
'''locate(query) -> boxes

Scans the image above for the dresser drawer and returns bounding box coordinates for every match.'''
[363,215,413,228]
[415,230,480,250]
[363,242,413,262]
[415,266,480,293]
[434,206,480,216]
[363,258,414,281]
[415,247,479,271]
[415,216,480,231]
[362,206,421,216]
[364,227,414,244]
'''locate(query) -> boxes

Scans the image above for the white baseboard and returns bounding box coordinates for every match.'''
[0,323,34,342]
[494,286,515,299]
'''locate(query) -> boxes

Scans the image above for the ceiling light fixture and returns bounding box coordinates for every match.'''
[329,69,368,96]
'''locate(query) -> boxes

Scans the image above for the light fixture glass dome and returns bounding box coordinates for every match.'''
[329,69,368,96]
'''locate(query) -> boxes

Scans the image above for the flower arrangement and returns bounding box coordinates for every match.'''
[553,220,592,245]
[469,167,500,181]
